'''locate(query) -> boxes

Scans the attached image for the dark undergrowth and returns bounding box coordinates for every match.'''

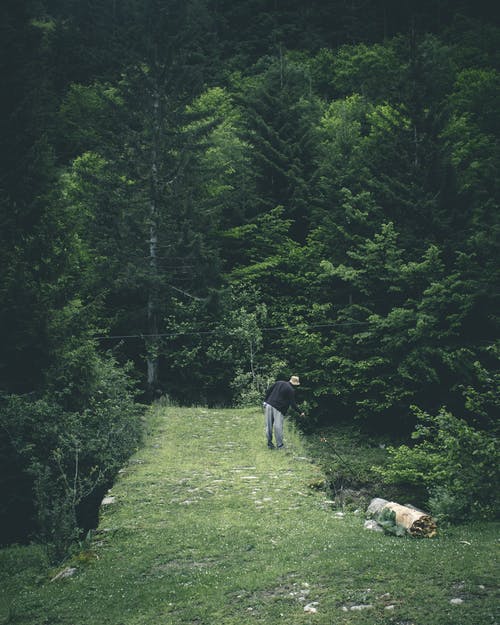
[302,423,427,512]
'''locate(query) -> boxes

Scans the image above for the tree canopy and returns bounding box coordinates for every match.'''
[1,0,499,547]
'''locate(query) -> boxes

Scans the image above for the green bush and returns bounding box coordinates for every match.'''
[0,354,143,560]
[230,357,288,407]
[374,407,499,522]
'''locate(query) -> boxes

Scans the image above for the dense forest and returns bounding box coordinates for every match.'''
[1,0,499,555]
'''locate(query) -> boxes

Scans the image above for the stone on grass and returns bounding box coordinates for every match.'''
[304,602,319,613]
[364,519,383,532]
[366,497,389,516]
[51,567,77,582]
[450,598,464,605]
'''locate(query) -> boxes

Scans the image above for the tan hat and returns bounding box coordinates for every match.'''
[289,375,300,386]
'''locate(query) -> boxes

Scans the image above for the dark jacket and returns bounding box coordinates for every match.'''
[264,380,299,415]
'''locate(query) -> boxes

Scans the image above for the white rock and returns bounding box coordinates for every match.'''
[366,497,389,516]
[364,519,383,532]
[51,567,77,582]
[385,605,396,610]
[101,496,115,505]
[450,598,464,605]
[304,602,319,613]
[350,604,373,611]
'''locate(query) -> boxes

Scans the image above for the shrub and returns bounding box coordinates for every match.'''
[230,358,287,407]
[230,369,266,407]
[0,354,143,560]
[374,407,499,522]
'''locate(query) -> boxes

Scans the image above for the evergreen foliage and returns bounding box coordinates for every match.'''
[375,407,499,522]
[0,0,498,549]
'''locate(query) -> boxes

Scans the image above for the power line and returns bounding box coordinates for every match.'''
[94,320,371,341]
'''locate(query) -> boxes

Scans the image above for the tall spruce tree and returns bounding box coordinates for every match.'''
[0,1,61,393]
[57,0,220,398]
[237,54,322,239]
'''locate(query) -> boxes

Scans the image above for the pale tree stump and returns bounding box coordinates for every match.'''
[367,498,437,537]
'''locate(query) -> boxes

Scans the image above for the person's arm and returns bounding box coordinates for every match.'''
[289,388,305,417]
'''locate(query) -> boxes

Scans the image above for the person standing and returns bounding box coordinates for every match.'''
[263,375,304,449]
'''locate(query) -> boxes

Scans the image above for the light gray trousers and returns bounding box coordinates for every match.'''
[264,403,284,448]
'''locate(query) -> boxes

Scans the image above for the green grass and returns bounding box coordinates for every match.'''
[1,406,498,624]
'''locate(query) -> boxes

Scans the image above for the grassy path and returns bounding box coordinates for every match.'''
[3,406,498,624]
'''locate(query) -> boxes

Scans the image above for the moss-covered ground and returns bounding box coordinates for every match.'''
[1,406,498,624]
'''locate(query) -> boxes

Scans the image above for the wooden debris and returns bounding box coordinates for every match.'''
[366,498,437,538]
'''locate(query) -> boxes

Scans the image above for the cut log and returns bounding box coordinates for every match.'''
[366,498,437,538]
[384,502,437,537]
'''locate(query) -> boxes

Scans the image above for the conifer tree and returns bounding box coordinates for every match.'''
[239,53,321,240]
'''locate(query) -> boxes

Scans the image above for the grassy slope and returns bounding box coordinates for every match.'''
[1,406,498,625]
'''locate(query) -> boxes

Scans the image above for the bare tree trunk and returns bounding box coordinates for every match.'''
[409,18,420,169]
[279,43,284,90]
[249,339,256,383]
[413,124,419,168]
[146,87,161,399]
